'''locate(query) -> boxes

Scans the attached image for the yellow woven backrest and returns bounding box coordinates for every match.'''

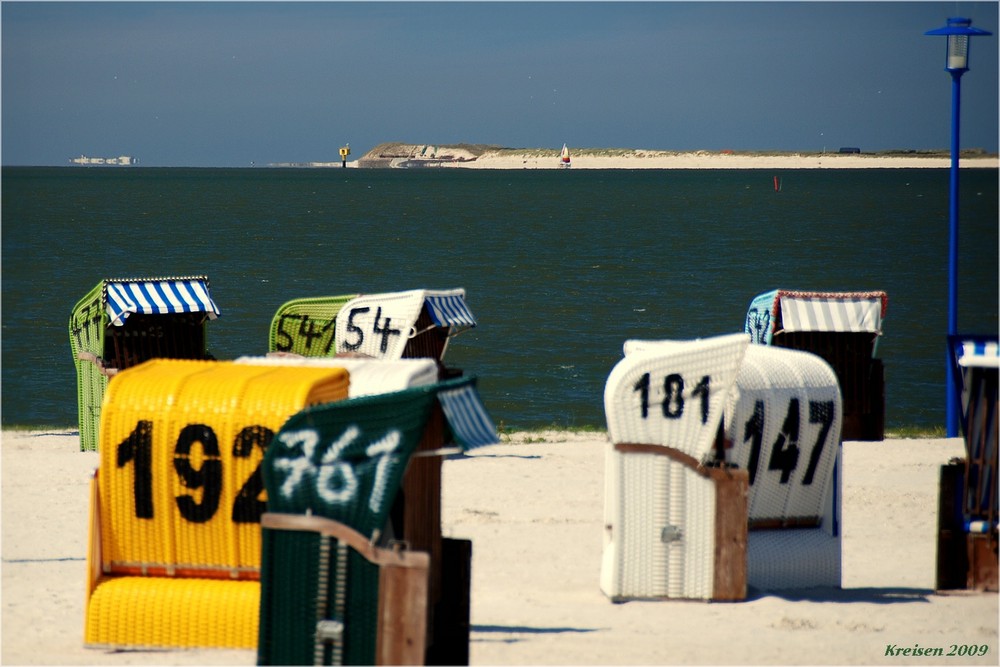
[97,359,350,577]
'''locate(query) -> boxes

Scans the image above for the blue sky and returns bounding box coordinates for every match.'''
[2,1,997,167]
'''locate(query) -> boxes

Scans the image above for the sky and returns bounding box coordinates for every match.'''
[2,1,998,167]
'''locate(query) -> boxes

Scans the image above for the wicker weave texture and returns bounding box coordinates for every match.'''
[601,449,717,600]
[748,528,841,590]
[70,282,111,451]
[96,359,350,574]
[724,345,844,590]
[724,345,842,527]
[607,333,749,460]
[259,386,442,663]
[84,576,260,649]
[268,294,357,357]
[236,356,439,397]
[602,334,748,601]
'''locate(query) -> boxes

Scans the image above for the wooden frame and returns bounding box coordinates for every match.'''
[261,513,430,665]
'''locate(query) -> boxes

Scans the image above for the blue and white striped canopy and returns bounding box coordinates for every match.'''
[425,293,477,330]
[437,379,499,450]
[104,277,221,326]
[956,337,1000,369]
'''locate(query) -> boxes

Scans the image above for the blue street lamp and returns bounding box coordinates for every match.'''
[925,17,992,437]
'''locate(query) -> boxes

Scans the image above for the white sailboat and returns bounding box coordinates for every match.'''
[560,143,571,169]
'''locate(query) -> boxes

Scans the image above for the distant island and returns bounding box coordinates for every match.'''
[69,155,138,166]
[269,143,998,169]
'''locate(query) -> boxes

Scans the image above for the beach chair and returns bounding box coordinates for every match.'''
[723,344,843,590]
[257,377,499,665]
[601,333,750,601]
[268,294,358,357]
[937,336,998,592]
[84,359,350,650]
[69,276,221,451]
[334,289,477,362]
[744,289,886,440]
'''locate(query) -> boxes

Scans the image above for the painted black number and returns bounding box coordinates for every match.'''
[372,307,402,353]
[633,373,710,424]
[768,398,800,484]
[803,400,835,485]
[173,424,223,524]
[342,307,370,351]
[662,374,685,418]
[230,425,274,523]
[117,420,154,519]
[742,400,765,485]
[633,373,651,418]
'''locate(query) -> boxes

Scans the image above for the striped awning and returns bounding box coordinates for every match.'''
[437,378,498,450]
[955,337,1000,369]
[104,276,221,326]
[777,290,887,334]
[425,293,477,330]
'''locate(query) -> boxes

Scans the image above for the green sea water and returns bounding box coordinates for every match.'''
[2,166,997,431]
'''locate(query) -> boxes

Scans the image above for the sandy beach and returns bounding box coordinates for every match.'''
[349,144,999,169]
[2,428,996,665]
[444,151,999,170]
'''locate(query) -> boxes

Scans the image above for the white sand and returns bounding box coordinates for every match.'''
[433,150,999,170]
[2,429,996,665]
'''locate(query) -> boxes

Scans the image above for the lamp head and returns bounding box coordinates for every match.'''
[925,17,993,73]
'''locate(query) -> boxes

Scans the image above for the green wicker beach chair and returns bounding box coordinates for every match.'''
[68,276,220,451]
[268,295,358,357]
[257,377,498,665]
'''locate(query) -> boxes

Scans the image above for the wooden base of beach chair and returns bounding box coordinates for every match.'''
[258,513,430,666]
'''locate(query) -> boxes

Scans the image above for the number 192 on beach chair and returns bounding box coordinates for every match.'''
[84,359,350,650]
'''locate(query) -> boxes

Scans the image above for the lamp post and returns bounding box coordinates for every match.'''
[925,17,992,437]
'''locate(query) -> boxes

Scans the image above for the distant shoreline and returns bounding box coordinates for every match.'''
[305,144,1000,169]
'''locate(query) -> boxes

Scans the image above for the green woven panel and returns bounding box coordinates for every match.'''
[258,386,439,665]
[257,531,379,666]
[264,384,437,536]
[268,295,357,357]
[69,282,108,451]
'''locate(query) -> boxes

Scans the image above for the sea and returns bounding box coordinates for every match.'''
[2,166,997,432]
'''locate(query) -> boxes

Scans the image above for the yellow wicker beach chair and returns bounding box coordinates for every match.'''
[69,276,221,451]
[268,294,358,357]
[84,359,350,651]
[601,333,749,602]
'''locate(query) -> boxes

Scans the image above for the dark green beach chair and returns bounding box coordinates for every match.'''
[257,377,498,665]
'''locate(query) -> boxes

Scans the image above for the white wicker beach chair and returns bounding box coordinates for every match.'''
[235,356,440,397]
[724,344,843,590]
[333,289,476,361]
[601,333,749,601]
